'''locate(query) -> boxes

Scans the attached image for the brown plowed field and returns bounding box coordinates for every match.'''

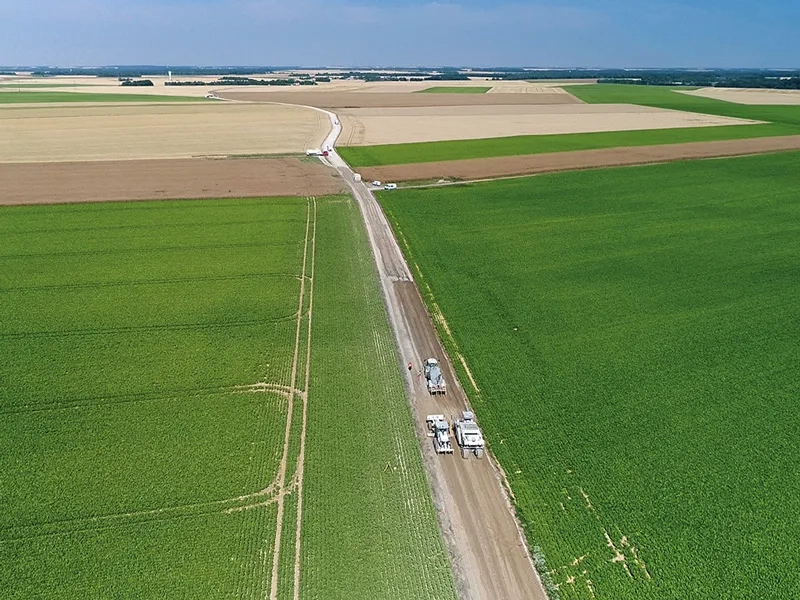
[217,90,579,108]
[359,135,800,182]
[0,158,345,205]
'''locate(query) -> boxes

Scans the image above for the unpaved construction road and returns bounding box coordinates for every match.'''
[359,134,800,182]
[321,119,547,597]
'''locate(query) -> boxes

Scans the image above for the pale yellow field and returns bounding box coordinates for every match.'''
[0,76,588,98]
[679,87,800,105]
[338,103,760,146]
[0,102,327,163]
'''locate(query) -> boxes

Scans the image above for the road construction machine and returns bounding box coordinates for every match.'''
[425,414,453,454]
[453,410,485,459]
[424,358,447,395]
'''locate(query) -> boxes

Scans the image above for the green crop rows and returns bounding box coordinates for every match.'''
[0,196,454,599]
[0,91,204,103]
[338,84,800,167]
[379,151,800,599]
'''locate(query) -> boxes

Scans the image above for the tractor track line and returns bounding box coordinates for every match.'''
[292,197,317,600]
[269,197,313,600]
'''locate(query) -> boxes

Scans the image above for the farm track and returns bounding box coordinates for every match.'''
[292,198,316,600]
[269,197,317,600]
[358,134,800,182]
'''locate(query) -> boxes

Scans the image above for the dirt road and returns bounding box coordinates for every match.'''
[327,144,547,599]
[358,134,800,182]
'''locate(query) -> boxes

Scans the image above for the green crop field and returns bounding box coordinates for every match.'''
[337,123,794,167]
[379,151,800,599]
[0,196,454,599]
[338,84,800,167]
[564,84,800,127]
[0,91,203,103]
[417,86,491,94]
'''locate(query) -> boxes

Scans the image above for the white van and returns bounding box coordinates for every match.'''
[384,183,398,190]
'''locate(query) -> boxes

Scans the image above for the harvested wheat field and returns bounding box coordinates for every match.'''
[359,135,800,182]
[680,87,800,105]
[0,102,327,162]
[338,103,759,146]
[216,90,578,108]
[0,157,344,205]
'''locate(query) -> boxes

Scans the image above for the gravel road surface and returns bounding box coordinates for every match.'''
[314,107,548,599]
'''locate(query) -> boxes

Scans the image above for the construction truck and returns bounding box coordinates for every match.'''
[423,358,447,395]
[453,410,484,459]
[425,414,453,454]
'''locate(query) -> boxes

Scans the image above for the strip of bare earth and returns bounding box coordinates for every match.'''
[0,158,345,205]
[216,91,580,108]
[357,134,800,182]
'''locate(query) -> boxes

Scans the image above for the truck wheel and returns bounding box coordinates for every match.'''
[461,448,470,459]
[476,448,484,459]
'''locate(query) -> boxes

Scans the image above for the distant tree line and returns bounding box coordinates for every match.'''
[598,72,800,89]
[120,78,154,86]
[166,77,318,87]
[27,66,281,78]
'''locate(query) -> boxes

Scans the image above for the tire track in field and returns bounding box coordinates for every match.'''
[1,478,286,543]
[269,197,313,600]
[292,197,317,600]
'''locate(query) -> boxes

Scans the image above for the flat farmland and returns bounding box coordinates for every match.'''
[337,104,759,147]
[0,90,202,103]
[680,87,800,105]
[0,196,455,599]
[338,84,800,168]
[356,134,800,182]
[417,86,491,94]
[0,103,328,162]
[216,90,579,108]
[378,151,800,599]
[0,158,345,205]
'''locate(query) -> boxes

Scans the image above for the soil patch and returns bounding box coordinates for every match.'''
[216,90,580,108]
[358,135,800,182]
[0,158,344,205]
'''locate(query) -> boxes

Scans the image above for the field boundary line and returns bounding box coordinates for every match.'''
[292,197,317,600]
[269,197,312,600]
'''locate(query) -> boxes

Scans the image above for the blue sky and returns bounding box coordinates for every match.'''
[0,0,797,67]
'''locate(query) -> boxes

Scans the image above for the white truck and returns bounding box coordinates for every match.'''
[423,358,447,395]
[453,410,485,459]
[384,183,398,190]
[425,414,453,454]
